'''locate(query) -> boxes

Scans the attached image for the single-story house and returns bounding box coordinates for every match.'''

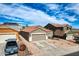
[19,26,53,41]
[0,28,19,43]
[44,23,72,39]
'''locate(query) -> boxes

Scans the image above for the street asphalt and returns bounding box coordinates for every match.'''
[64,51,79,56]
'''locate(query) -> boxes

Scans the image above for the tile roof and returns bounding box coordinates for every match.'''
[0,25,8,28]
[52,23,68,27]
[0,24,21,31]
[0,28,18,32]
[22,26,52,33]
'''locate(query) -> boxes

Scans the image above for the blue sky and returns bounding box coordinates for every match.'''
[0,3,79,29]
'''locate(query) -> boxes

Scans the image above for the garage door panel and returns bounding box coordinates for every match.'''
[0,35,16,43]
[32,34,46,41]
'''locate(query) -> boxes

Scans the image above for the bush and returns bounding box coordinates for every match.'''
[19,44,26,51]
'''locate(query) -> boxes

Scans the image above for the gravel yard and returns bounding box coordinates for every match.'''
[47,39,78,49]
[30,39,79,56]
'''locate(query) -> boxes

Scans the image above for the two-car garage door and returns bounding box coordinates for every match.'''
[32,34,46,41]
[0,34,16,43]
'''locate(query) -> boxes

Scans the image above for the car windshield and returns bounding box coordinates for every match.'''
[7,41,17,46]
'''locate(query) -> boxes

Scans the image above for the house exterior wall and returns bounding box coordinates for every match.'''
[54,29,64,36]
[19,31,29,41]
[31,29,46,34]
[66,34,74,40]
[29,33,32,41]
[63,26,71,34]
[46,31,53,39]
[54,29,67,39]
[63,26,68,31]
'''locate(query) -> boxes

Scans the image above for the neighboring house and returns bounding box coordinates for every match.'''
[66,28,79,41]
[0,28,19,43]
[19,26,53,41]
[66,28,79,36]
[71,28,79,35]
[44,23,71,39]
[1,23,22,31]
[66,34,74,41]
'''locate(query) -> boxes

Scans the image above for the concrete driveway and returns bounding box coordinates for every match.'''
[0,43,5,56]
[0,43,18,56]
[0,35,17,56]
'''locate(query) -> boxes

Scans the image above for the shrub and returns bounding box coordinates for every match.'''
[19,44,26,51]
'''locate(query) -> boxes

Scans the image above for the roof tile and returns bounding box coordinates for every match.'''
[22,26,51,33]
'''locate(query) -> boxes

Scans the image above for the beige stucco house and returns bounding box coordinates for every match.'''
[19,26,53,41]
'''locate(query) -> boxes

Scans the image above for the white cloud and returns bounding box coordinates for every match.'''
[0,4,69,26]
[65,4,79,14]
[45,3,59,10]
[66,16,77,22]
[49,16,70,24]
[55,12,77,22]
[44,3,78,23]
[65,4,79,10]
